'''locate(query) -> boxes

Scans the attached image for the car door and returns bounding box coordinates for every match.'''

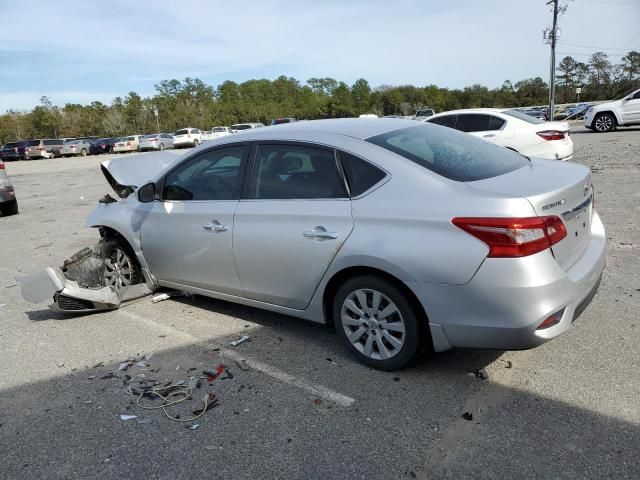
[621,91,640,124]
[139,144,250,294]
[233,142,354,309]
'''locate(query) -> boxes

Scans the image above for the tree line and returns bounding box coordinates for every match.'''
[0,50,637,143]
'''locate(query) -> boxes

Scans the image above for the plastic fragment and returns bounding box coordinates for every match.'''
[235,359,250,371]
[120,414,137,421]
[230,335,250,347]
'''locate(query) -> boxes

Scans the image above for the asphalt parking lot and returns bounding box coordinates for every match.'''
[1,128,639,480]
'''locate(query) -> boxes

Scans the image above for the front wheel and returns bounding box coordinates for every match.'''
[100,238,141,290]
[193,139,199,147]
[0,198,19,216]
[333,275,423,370]
[593,113,615,132]
[80,148,87,156]
[159,143,164,151]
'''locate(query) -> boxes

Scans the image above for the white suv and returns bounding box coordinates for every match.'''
[584,87,640,132]
[173,128,203,148]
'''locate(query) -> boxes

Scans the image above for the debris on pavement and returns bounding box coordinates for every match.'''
[120,414,137,421]
[473,368,489,380]
[235,359,250,371]
[152,290,191,304]
[326,358,338,366]
[462,412,473,421]
[230,335,250,347]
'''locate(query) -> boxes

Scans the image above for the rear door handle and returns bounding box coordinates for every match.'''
[483,134,496,138]
[203,220,229,233]
[303,227,338,240]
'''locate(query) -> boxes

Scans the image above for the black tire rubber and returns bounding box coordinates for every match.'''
[193,140,199,147]
[99,237,142,288]
[593,112,616,133]
[159,143,164,151]
[0,198,19,216]
[80,148,87,156]
[332,275,423,370]
[109,147,114,154]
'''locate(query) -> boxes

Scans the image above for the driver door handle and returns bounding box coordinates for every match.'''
[303,227,338,240]
[483,134,496,138]
[203,220,229,233]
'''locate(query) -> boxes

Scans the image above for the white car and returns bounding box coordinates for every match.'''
[583,87,640,132]
[138,133,175,151]
[230,122,265,133]
[113,136,142,153]
[426,108,573,161]
[203,126,233,141]
[173,128,203,148]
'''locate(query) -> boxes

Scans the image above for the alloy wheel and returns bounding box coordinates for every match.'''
[594,114,613,132]
[104,247,135,289]
[340,288,406,360]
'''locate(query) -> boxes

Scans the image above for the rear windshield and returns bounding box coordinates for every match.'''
[212,127,227,132]
[142,134,158,139]
[232,124,252,130]
[366,124,527,182]
[504,110,546,124]
[175,129,188,135]
[4,142,21,148]
[26,140,41,146]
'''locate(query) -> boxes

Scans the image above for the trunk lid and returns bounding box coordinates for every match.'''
[466,158,593,270]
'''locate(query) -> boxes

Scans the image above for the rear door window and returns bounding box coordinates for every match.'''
[427,115,457,128]
[456,114,491,132]
[489,115,506,130]
[251,144,347,200]
[366,124,527,182]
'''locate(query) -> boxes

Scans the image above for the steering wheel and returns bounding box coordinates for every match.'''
[195,175,234,200]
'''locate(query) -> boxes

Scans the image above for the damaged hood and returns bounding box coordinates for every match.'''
[101,151,183,198]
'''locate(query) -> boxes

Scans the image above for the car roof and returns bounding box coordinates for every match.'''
[230,118,421,140]
[430,108,509,116]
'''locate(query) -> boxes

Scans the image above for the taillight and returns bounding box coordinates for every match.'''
[452,216,567,258]
[126,142,131,146]
[0,162,5,169]
[537,130,566,141]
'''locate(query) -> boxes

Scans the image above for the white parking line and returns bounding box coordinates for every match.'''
[117,308,356,408]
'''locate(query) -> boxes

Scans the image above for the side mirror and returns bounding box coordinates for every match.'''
[138,182,156,203]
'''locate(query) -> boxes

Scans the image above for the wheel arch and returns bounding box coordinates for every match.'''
[591,110,619,128]
[321,265,433,352]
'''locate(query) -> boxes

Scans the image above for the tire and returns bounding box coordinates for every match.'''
[109,147,114,154]
[333,275,423,370]
[99,238,141,290]
[593,113,616,132]
[193,139,199,147]
[159,143,164,151]
[0,198,19,216]
[80,148,87,156]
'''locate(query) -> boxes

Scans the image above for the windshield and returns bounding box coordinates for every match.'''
[212,127,227,132]
[366,124,527,182]
[142,134,158,139]
[503,110,546,124]
[26,140,40,146]
[232,124,252,130]
[175,129,188,135]
[5,142,21,148]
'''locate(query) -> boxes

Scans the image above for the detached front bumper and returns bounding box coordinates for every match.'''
[19,266,151,314]
[415,211,606,352]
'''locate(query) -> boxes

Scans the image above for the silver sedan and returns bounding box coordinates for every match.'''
[47,119,608,370]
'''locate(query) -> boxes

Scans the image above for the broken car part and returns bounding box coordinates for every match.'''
[230,336,250,347]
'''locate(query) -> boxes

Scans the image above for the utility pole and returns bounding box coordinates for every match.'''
[546,0,559,121]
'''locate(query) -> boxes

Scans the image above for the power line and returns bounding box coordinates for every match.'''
[625,31,640,47]
[557,41,634,51]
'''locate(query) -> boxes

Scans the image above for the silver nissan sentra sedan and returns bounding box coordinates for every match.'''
[46,119,607,370]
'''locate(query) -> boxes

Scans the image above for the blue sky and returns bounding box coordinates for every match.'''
[0,0,638,112]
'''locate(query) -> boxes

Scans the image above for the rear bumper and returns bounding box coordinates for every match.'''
[522,138,574,161]
[414,211,606,352]
[1,186,16,202]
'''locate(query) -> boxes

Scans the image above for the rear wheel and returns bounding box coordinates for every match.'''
[193,139,199,147]
[80,148,87,156]
[333,275,422,370]
[0,198,19,216]
[593,113,615,132]
[159,143,165,151]
[100,238,141,290]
